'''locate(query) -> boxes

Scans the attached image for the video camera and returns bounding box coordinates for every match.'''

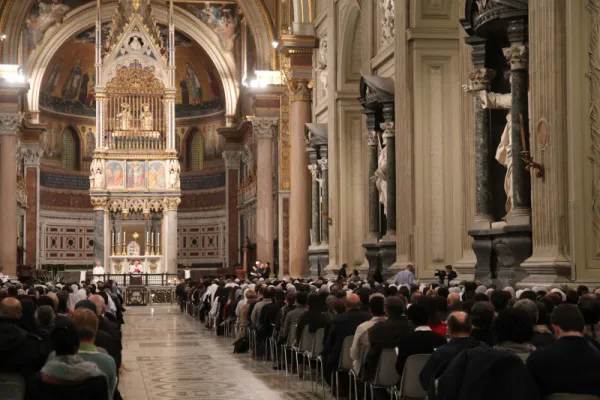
[434,269,446,284]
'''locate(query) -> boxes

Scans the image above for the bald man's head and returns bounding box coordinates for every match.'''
[447,292,461,306]
[0,297,22,319]
[447,311,471,338]
[89,295,105,317]
[346,293,361,310]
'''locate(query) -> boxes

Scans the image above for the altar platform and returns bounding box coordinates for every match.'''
[92,273,178,307]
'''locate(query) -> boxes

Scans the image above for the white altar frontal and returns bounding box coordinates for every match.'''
[89,0,180,275]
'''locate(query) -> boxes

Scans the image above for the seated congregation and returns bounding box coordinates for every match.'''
[0,281,125,399]
[183,278,600,400]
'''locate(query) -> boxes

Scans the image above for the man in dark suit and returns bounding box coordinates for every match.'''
[362,296,414,381]
[396,303,447,376]
[323,293,371,393]
[527,304,600,397]
[419,311,483,400]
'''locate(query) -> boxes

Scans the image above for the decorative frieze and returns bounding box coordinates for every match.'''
[380,0,396,46]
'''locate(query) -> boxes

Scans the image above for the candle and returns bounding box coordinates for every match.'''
[117,232,120,245]
[519,114,527,152]
[123,232,126,244]
[157,233,160,244]
[146,231,149,243]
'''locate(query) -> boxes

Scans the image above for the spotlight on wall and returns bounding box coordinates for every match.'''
[272,41,279,49]
[0,64,25,84]
[0,34,6,41]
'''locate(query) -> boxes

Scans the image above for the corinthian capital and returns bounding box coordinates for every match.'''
[250,117,278,140]
[288,79,313,102]
[308,164,319,178]
[503,44,528,70]
[21,147,44,168]
[222,150,242,169]
[363,131,378,148]
[467,68,496,91]
[0,113,23,135]
[90,196,109,211]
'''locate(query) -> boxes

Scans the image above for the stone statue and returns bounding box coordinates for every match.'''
[117,103,132,130]
[140,103,153,131]
[373,136,388,216]
[169,160,180,189]
[463,79,513,218]
[90,159,104,189]
[317,35,328,97]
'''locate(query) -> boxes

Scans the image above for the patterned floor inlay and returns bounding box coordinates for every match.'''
[119,305,325,400]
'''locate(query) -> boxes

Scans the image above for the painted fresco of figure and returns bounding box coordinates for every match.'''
[45,57,62,94]
[216,9,238,52]
[127,166,134,187]
[207,70,220,99]
[185,62,203,105]
[180,79,190,105]
[78,73,90,104]
[114,165,124,186]
[62,60,83,101]
[134,164,145,187]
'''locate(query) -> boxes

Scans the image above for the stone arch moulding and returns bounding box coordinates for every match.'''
[338,2,361,87]
[3,0,273,70]
[24,3,240,124]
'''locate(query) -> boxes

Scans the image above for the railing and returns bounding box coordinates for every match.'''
[92,273,178,287]
[106,130,166,151]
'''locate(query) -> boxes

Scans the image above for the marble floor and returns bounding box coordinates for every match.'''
[119,305,323,400]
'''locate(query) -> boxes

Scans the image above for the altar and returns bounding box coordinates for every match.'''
[109,232,163,274]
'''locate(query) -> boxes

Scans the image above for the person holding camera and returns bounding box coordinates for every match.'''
[435,265,457,286]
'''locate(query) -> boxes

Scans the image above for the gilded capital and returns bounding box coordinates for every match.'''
[222,150,242,169]
[288,79,313,102]
[164,197,181,210]
[250,117,278,140]
[90,196,109,210]
[503,44,528,70]
[0,113,23,135]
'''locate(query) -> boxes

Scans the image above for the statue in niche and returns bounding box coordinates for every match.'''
[89,159,104,189]
[317,35,328,97]
[140,103,153,131]
[373,135,388,216]
[117,103,132,130]
[463,73,513,219]
[168,159,180,189]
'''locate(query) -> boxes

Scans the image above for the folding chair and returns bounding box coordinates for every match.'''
[0,373,26,400]
[283,323,298,376]
[306,328,325,393]
[268,323,279,365]
[332,335,354,400]
[395,354,430,400]
[296,325,315,380]
[364,349,400,400]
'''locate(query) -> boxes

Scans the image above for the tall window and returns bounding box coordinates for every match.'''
[187,131,204,172]
[61,128,79,170]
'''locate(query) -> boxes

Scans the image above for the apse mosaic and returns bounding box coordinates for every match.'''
[40,23,224,118]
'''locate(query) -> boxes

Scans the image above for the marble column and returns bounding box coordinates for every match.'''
[381,116,396,239]
[163,199,180,274]
[91,197,107,266]
[252,118,278,264]
[318,152,329,244]
[289,79,312,277]
[223,150,242,267]
[308,162,320,246]
[469,67,496,227]
[22,146,43,267]
[505,18,531,225]
[364,110,380,242]
[0,114,23,277]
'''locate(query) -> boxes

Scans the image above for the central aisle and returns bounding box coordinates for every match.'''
[118,305,322,400]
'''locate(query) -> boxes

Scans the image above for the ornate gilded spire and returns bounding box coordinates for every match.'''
[104,0,164,57]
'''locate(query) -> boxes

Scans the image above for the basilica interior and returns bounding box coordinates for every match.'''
[0,0,595,287]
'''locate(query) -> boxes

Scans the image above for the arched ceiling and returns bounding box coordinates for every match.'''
[0,0,278,122]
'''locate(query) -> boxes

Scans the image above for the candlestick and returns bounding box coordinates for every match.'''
[117,232,120,245]
[146,231,149,243]
[519,114,527,152]
[112,232,115,255]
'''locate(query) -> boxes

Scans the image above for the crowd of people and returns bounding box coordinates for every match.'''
[0,280,125,399]
[179,273,600,400]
